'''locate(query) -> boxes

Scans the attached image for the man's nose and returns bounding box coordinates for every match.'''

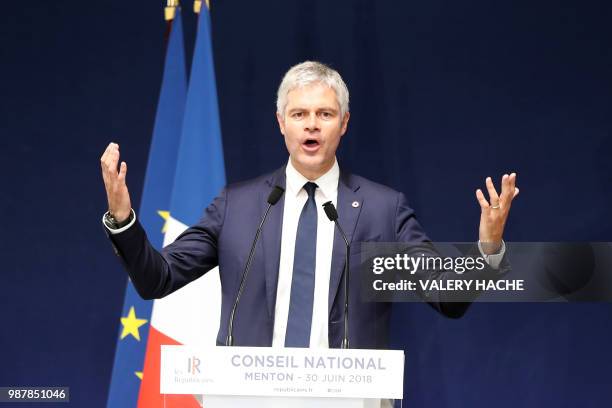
[304,113,319,132]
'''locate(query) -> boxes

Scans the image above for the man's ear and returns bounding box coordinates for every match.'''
[340,111,350,136]
[276,112,285,135]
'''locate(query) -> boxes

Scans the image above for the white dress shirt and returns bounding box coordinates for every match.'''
[272,158,340,348]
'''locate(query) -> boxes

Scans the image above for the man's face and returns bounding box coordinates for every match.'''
[276,83,349,180]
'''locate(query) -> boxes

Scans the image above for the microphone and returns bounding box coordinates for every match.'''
[322,201,351,349]
[226,185,285,346]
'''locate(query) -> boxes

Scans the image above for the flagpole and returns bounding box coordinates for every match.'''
[164,0,179,41]
[165,0,179,20]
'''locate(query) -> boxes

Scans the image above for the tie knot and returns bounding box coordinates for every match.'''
[303,182,318,198]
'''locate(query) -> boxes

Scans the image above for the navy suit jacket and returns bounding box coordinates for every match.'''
[108,166,496,348]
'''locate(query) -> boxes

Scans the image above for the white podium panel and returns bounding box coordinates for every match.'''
[160,346,404,407]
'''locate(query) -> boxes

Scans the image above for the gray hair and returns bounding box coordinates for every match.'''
[276,61,350,120]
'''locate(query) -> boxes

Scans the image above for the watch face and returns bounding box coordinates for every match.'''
[105,214,119,228]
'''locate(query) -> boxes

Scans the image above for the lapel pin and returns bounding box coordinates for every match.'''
[352,201,360,208]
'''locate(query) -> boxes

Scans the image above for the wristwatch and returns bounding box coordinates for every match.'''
[104,210,134,230]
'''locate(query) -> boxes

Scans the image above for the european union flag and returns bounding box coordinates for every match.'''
[136,5,226,406]
[106,8,187,408]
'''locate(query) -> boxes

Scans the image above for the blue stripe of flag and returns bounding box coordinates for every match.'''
[170,6,226,225]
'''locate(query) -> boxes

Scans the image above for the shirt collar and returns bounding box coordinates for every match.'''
[285,158,339,199]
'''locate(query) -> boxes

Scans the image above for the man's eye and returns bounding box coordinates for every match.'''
[292,112,303,119]
[320,112,332,119]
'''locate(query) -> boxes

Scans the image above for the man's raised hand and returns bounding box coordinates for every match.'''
[100,142,132,222]
[476,173,520,254]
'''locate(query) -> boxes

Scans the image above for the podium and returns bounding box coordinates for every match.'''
[160,346,404,407]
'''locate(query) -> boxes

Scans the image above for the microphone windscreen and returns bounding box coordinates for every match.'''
[267,185,285,205]
[322,201,339,221]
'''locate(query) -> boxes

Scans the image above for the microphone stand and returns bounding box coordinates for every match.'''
[323,201,351,349]
[226,186,284,346]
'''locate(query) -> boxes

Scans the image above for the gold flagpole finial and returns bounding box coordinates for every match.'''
[194,0,209,14]
[165,0,179,21]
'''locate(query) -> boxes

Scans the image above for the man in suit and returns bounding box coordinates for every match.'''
[101,61,519,349]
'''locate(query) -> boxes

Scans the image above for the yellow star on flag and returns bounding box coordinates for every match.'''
[135,371,143,380]
[120,306,148,341]
[157,210,170,233]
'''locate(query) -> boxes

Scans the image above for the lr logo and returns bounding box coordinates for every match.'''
[187,356,201,374]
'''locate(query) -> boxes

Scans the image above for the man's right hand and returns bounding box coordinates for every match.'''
[100,142,132,222]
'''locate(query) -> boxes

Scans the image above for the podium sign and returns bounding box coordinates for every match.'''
[160,346,404,400]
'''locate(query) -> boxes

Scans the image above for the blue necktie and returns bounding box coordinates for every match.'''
[285,182,318,347]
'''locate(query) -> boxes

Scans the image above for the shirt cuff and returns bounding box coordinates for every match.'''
[102,209,137,234]
[477,240,506,270]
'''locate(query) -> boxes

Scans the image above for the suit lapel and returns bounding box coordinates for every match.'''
[328,171,362,315]
[262,167,286,319]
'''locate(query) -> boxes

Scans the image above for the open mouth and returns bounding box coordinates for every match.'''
[302,138,321,152]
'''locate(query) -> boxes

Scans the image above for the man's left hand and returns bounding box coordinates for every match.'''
[476,173,520,255]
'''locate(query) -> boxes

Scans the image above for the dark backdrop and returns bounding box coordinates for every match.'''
[1,0,610,407]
